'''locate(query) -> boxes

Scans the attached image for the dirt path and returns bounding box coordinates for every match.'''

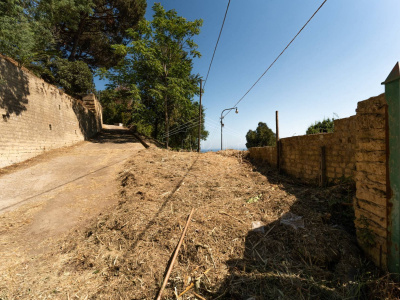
[0,126,143,258]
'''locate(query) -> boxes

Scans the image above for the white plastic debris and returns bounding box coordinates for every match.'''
[280,212,305,229]
[251,221,265,233]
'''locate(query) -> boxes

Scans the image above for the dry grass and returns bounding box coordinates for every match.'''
[1,147,399,299]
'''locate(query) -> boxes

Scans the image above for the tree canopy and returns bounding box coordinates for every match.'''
[0,0,146,97]
[100,3,208,149]
[245,122,276,149]
[0,0,52,65]
[306,118,334,135]
[38,0,146,69]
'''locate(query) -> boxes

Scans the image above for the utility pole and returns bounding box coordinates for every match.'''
[276,111,280,171]
[221,118,223,151]
[198,79,202,153]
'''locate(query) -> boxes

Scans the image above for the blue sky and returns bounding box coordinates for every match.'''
[95,0,400,150]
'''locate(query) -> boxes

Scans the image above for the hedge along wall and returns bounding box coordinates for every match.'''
[0,54,102,168]
[249,93,389,269]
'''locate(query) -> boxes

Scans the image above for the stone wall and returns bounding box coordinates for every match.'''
[0,54,102,168]
[249,93,388,269]
[248,146,277,168]
[354,94,387,268]
[249,116,357,184]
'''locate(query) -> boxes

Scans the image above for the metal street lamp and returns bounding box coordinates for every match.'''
[220,107,238,150]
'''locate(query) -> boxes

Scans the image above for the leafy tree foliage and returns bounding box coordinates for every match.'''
[246,122,276,149]
[38,0,146,69]
[306,118,334,135]
[101,3,208,149]
[0,0,52,65]
[0,0,146,97]
[99,88,143,128]
[44,58,95,96]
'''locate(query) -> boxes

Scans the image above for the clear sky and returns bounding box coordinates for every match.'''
[95,0,400,150]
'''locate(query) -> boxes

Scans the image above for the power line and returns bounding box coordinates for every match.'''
[224,0,328,118]
[163,122,200,138]
[163,121,201,138]
[163,119,201,136]
[163,122,200,140]
[162,117,200,136]
[205,118,242,137]
[161,108,208,137]
[203,0,231,90]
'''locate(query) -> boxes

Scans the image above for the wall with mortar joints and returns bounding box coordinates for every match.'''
[354,93,387,268]
[0,54,102,168]
[249,93,388,269]
[249,116,357,185]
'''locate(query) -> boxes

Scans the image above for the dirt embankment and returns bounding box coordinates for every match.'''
[0,147,398,299]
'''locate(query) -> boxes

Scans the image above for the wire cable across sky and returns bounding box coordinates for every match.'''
[224,0,328,118]
[203,0,231,90]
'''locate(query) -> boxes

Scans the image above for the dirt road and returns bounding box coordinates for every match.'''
[0,126,143,257]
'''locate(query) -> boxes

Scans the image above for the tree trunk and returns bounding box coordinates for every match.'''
[68,17,86,61]
[164,95,169,148]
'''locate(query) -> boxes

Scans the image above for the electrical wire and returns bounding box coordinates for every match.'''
[163,121,201,138]
[163,122,199,140]
[224,0,328,118]
[205,118,242,137]
[163,121,202,139]
[205,124,242,140]
[203,0,231,90]
[163,106,209,137]
[204,122,242,139]
[162,118,200,137]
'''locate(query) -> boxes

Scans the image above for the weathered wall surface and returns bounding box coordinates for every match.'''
[354,94,387,268]
[0,55,102,168]
[249,93,388,269]
[249,116,357,184]
[248,146,277,168]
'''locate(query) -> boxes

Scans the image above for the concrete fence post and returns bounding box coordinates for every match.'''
[382,62,400,274]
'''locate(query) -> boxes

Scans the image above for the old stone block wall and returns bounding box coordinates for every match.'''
[249,93,388,269]
[0,54,102,168]
[248,146,277,168]
[354,94,387,268]
[282,116,357,184]
[249,116,357,184]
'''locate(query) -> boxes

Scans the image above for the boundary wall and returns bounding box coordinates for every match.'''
[249,114,358,185]
[0,54,102,168]
[249,94,388,269]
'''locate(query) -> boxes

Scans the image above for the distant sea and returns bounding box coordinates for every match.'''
[200,149,219,153]
[201,148,246,153]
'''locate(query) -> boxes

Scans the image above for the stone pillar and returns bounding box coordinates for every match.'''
[382,62,400,274]
[354,93,387,268]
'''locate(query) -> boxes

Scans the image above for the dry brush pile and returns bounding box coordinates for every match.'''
[1,147,399,299]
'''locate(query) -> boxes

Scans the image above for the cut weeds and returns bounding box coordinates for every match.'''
[0,147,399,299]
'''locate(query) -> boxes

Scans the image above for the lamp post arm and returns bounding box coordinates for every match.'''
[221,107,237,120]
[220,107,238,151]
